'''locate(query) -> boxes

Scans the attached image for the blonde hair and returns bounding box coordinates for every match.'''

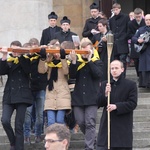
[80,38,93,49]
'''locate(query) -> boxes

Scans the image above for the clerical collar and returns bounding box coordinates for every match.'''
[92,16,99,19]
[50,26,56,28]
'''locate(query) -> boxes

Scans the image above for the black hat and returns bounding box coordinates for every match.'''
[90,2,99,10]
[48,12,58,20]
[60,16,71,24]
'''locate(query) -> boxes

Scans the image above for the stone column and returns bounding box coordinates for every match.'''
[0,0,52,46]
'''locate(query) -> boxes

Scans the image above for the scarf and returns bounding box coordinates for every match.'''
[7,56,19,64]
[7,54,29,64]
[48,59,60,91]
[77,50,100,71]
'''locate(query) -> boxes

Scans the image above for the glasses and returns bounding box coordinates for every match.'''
[44,139,63,144]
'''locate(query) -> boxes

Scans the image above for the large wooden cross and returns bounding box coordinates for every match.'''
[0,47,89,54]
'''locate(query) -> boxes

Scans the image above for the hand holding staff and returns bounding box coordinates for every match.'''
[106,31,114,150]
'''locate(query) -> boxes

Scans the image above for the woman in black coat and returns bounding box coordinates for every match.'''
[92,19,113,81]
[0,42,33,150]
[97,60,137,150]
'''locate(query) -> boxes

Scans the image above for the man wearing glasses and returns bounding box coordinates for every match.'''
[44,123,70,150]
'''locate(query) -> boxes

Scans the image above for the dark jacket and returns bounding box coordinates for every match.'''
[92,32,111,81]
[54,29,77,44]
[69,57,103,106]
[97,74,137,148]
[40,26,61,45]
[132,26,150,71]
[82,16,101,41]
[29,53,47,91]
[109,12,130,55]
[0,55,33,106]
[127,18,145,58]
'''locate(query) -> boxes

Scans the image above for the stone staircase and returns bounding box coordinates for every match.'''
[0,67,150,150]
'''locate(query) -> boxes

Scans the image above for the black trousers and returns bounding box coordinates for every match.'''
[1,103,27,150]
[96,146,132,150]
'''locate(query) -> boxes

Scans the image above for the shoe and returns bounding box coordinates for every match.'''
[10,146,15,150]
[24,137,31,145]
[35,136,42,143]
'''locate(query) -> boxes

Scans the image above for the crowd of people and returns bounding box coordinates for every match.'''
[2,1,149,150]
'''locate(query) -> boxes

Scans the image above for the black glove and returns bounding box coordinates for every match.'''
[39,48,46,59]
[60,49,66,59]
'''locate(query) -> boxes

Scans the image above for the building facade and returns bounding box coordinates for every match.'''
[0,0,150,46]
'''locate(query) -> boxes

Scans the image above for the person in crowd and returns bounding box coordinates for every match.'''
[98,11,107,20]
[92,19,111,81]
[23,38,47,144]
[44,123,70,150]
[82,2,101,41]
[129,11,134,20]
[54,16,77,44]
[38,43,71,126]
[60,41,79,133]
[132,14,150,88]
[109,3,130,75]
[47,39,60,48]
[127,8,145,77]
[97,60,137,150]
[40,12,61,45]
[69,38,103,150]
[0,41,33,150]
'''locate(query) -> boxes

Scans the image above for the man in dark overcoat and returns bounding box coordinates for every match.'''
[54,16,77,44]
[0,41,33,150]
[132,14,150,88]
[97,60,137,150]
[109,3,130,74]
[40,12,61,45]
[82,2,102,41]
[127,8,145,77]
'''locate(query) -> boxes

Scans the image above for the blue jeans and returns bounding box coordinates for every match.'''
[24,90,45,137]
[47,110,66,126]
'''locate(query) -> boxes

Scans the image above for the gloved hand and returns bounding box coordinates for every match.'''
[60,49,66,59]
[39,48,46,59]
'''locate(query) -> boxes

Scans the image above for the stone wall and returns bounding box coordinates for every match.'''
[53,0,93,39]
[0,0,52,46]
[0,0,94,46]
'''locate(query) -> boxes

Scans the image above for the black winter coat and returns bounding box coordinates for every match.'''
[127,18,145,58]
[69,58,103,106]
[0,56,33,106]
[40,26,61,45]
[132,26,150,71]
[29,53,47,91]
[82,16,101,41]
[92,32,110,81]
[109,12,130,55]
[54,29,77,44]
[97,75,137,148]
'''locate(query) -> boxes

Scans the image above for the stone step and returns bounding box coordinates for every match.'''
[69,138,150,149]
[0,134,150,150]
